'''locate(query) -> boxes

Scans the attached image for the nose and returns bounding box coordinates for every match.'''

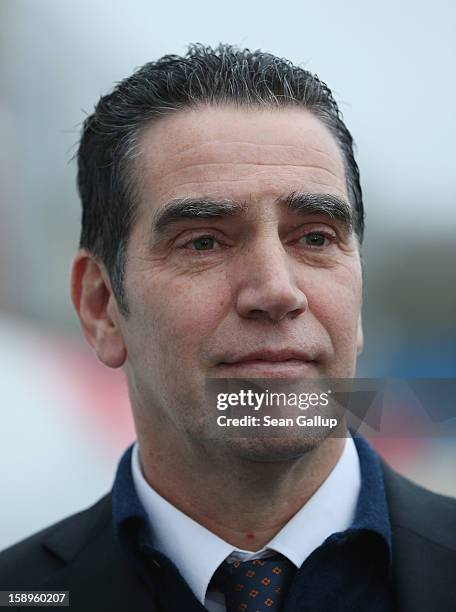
[233,237,308,323]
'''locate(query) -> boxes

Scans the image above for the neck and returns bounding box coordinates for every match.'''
[136,418,346,551]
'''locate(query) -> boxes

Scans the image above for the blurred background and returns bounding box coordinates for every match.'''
[0,0,455,550]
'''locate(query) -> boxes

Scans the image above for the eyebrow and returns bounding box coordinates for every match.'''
[151,192,353,237]
[152,198,248,233]
[280,192,354,231]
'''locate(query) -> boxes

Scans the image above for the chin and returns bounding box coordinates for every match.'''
[212,433,331,464]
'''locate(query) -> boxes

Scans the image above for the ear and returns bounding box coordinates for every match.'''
[71,249,127,368]
[356,312,364,356]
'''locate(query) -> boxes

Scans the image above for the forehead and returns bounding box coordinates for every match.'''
[136,104,348,215]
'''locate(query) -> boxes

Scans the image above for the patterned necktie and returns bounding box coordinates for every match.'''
[210,553,296,611]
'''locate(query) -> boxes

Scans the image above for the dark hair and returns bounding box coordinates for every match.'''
[77,43,364,316]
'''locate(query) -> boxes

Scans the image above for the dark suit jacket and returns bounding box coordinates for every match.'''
[1,460,455,611]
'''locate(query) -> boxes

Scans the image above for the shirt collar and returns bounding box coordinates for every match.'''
[130,438,359,603]
[112,434,390,606]
[265,434,361,567]
[130,442,233,604]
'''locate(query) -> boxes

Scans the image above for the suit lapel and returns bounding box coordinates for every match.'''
[38,495,159,612]
[381,461,456,611]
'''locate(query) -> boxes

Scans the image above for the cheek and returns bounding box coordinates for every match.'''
[134,273,231,358]
[307,270,362,346]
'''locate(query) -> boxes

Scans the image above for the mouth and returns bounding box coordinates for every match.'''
[216,355,317,378]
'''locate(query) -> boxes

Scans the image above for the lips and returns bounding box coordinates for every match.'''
[220,349,315,365]
[214,349,317,378]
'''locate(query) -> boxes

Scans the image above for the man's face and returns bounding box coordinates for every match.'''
[118,105,363,450]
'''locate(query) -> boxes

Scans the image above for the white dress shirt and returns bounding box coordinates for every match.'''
[131,436,361,611]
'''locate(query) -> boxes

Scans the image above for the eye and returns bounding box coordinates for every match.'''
[188,235,218,251]
[300,232,332,248]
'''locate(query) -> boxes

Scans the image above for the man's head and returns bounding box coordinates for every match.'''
[71,44,364,460]
[76,44,363,317]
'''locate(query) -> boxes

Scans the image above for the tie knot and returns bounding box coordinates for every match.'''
[211,553,296,611]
